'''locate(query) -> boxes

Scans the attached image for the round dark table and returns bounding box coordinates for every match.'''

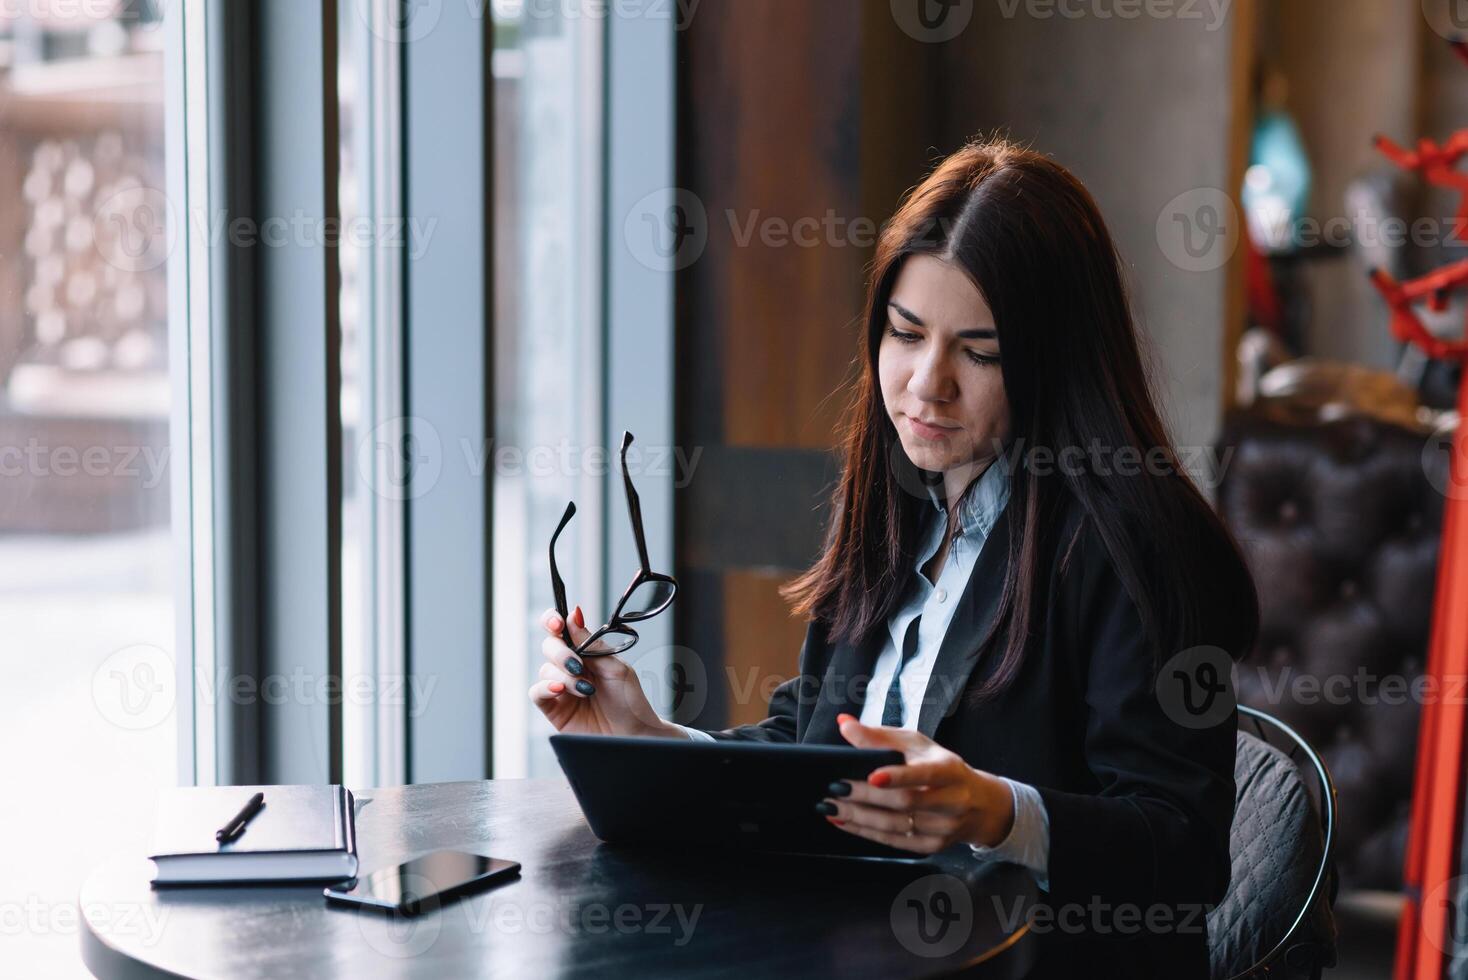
[81,778,1037,979]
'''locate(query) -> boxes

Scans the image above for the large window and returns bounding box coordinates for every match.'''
[490,0,607,778]
[0,2,178,975]
[0,7,678,967]
[339,0,408,794]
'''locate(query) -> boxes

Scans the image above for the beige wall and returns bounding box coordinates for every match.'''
[1271,0,1421,369]
[938,5,1243,451]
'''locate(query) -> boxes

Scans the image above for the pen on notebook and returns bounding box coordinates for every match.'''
[216,792,265,843]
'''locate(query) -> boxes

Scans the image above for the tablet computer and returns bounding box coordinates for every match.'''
[550,733,917,859]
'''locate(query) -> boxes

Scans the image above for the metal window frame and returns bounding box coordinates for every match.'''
[183,0,671,786]
[402,0,494,783]
[603,12,677,717]
[183,0,486,790]
[253,0,344,786]
[357,0,410,792]
[166,0,210,787]
[485,12,609,781]
[185,0,345,787]
[198,0,267,788]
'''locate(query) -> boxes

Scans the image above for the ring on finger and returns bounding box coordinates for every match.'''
[906,812,916,837]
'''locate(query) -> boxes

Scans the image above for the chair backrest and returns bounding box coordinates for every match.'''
[1207,707,1338,979]
[1217,409,1441,891]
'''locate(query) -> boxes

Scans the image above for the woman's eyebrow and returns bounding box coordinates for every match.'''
[888,300,926,326]
[888,301,996,339]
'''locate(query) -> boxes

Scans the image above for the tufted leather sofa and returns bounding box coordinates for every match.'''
[1216,404,1451,890]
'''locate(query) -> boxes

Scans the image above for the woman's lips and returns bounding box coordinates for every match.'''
[907,415,959,440]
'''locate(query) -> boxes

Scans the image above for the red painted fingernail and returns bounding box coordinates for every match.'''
[837,713,856,725]
[549,681,565,694]
[549,616,563,630]
[573,605,585,627]
[825,816,845,826]
[870,772,891,788]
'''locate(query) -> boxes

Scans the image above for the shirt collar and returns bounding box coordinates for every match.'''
[924,454,1012,540]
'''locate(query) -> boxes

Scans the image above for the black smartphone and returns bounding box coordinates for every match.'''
[324,850,521,915]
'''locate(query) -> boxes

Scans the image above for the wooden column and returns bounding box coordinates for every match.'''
[675,0,941,727]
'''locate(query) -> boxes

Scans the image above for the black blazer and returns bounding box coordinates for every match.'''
[707,498,1238,978]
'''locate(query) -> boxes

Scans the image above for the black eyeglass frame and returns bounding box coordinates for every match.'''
[548,431,679,657]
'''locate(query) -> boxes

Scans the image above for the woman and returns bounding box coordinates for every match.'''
[530,138,1259,976]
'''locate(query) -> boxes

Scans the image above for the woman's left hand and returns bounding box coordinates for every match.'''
[822,713,1015,855]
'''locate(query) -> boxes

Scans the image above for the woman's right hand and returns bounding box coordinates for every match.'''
[529,606,685,739]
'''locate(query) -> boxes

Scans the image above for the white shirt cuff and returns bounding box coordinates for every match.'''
[968,777,1050,891]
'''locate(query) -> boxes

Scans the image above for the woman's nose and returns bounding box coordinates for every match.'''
[908,350,955,401]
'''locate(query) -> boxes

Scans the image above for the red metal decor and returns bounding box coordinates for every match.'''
[1372,44,1468,979]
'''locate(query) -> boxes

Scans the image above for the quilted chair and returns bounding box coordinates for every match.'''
[1207,707,1337,979]
[1216,402,1448,889]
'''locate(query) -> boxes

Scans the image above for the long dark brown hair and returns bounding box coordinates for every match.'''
[781,137,1259,699]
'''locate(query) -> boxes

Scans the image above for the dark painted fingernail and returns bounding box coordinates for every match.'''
[565,657,585,676]
[575,679,596,696]
[814,801,837,816]
[827,780,851,797]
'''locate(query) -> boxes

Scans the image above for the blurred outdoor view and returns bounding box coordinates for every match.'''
[488,0,606,780]
[0,2,172,976]
[0,0,602,969]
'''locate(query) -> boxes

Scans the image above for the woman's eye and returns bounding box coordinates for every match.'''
[886,324,998,365]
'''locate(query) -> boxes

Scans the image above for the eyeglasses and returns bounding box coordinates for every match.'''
[548,431,679,657]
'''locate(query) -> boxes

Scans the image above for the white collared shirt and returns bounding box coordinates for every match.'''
[858,458,1011,731]
[682,457,1049,888]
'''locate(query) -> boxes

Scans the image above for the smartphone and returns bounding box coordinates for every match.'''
[324,850,521,915]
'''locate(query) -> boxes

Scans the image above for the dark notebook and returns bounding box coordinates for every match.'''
[149,785,358,885]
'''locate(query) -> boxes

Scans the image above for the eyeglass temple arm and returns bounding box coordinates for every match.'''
[549,502,576,647]
[621,432,653,572]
